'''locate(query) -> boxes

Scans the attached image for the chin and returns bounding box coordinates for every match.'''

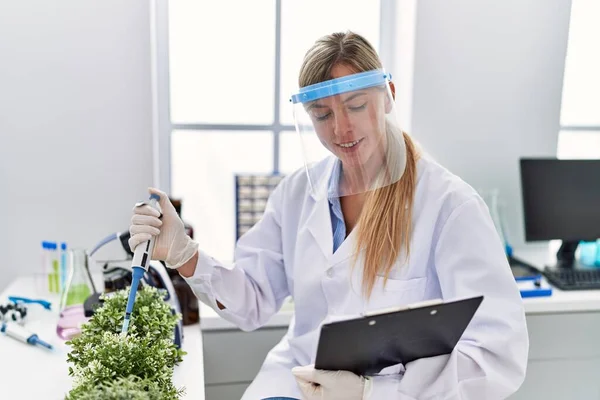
[338,149,370,168]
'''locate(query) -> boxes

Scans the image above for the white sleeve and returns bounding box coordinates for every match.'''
[374,197,529,400]
[181,180,289,332]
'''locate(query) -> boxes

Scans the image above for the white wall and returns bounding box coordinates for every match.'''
[0,1,154,292]
[410,0,572,247]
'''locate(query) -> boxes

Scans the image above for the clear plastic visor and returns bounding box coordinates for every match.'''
[291,70,407,199]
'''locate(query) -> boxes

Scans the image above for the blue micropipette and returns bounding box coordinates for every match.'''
[121,193,160,335]
[1,322,53,350]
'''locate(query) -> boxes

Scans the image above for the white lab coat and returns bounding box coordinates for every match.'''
[184,156,529,400]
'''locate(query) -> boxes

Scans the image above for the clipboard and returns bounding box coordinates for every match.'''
[314,296,484,376]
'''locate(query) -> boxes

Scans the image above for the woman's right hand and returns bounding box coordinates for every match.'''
[129,187,199,269]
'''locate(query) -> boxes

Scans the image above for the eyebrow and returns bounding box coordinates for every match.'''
[307,92,367,111]
[342,92,367,103]
[307,102,328,111]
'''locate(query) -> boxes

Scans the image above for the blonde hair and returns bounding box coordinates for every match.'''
[299,31,420,298]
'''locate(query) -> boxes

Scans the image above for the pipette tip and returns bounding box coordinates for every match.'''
[121,318,130,335]
[36,339,53,350]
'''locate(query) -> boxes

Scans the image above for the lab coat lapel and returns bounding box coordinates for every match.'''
[330,227,357,266]
[305,196,333,261]
[305,195,358,267]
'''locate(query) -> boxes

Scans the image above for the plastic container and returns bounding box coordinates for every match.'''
[579,241,598,267]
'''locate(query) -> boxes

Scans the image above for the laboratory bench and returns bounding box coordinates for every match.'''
[4,242,600,400]
[0,276,205,400]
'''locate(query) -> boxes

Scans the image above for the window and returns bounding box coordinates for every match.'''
[558,0,600,159]
[157,1,386,261]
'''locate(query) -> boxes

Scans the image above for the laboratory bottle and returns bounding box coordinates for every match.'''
[36,241,52,296]
[579,241,598,267]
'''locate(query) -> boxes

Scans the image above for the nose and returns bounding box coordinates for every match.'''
[333,109,352,138]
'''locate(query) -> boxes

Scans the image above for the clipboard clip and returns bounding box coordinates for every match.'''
[362,299,444,317]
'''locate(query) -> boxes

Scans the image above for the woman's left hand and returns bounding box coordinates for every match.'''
[292,365,371,400]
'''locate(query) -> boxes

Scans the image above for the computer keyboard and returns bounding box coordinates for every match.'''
[543,268,600,290]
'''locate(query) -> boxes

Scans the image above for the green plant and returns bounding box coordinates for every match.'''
[66,286,185,400]
[65,375,184,400]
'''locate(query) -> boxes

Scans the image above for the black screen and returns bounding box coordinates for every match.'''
[520,159,600,241]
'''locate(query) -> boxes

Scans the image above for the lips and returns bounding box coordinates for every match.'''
[336,138,364,148]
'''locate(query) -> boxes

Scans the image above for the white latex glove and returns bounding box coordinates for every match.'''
[292,365,372,400]
[128,187,198,269]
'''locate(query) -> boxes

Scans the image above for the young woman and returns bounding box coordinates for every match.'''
[129,31,528,400]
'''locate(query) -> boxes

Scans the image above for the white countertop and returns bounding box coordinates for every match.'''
[200,297,294,331]
[0,276,204,400]
[199,243,600,330]
[513,244,600,314]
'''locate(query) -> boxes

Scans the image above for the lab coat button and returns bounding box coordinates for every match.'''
[327,269,334,278]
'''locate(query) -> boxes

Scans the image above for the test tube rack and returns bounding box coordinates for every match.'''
[235,174,284,240]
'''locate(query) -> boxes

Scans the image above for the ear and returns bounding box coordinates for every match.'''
[385,81,396,113]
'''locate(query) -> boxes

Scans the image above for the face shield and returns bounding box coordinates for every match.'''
[291,69,407,200]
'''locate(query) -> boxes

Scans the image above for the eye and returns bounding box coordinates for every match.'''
[348,102,367,112]
[313,112,332,121]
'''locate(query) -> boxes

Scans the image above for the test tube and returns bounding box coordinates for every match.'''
[47,242,59,293]
[60,242,68,293]
[37,241,51,295]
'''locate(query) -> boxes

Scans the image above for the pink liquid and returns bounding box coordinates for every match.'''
[56,305,88,340]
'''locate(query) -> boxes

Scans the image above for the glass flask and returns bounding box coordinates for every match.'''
[56,249,93,339]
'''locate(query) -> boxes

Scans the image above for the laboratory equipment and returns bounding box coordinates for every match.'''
[38,241,67,295]
[0,302,27,324]
[520,158,600,289]
[121,194,160,334]
[59,249,93,311]
[8,296,52,310]
[37,241,55,296]
[55,249,95,340]
[60,242,68,293]
[514,275,552,298]
[1,321,53,350]
[579,241,599,266]
[235,174,284,239]
[48,242,59,293]
[56,304,87,340]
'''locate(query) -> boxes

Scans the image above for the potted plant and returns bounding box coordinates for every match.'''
[65,286,186,399]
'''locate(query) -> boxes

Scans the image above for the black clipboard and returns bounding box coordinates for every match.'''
[314,296,484,376]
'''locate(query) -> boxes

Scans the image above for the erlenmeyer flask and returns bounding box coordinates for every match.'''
[59,249,92,310]
[57,249,93,340]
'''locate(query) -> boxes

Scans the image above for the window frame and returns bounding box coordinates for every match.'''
[558,1,600,155]
[151,0,398,192]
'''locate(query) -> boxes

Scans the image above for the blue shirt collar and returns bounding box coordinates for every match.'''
[327,159,342,200]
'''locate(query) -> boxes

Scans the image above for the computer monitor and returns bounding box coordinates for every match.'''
[520,158,600,268]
